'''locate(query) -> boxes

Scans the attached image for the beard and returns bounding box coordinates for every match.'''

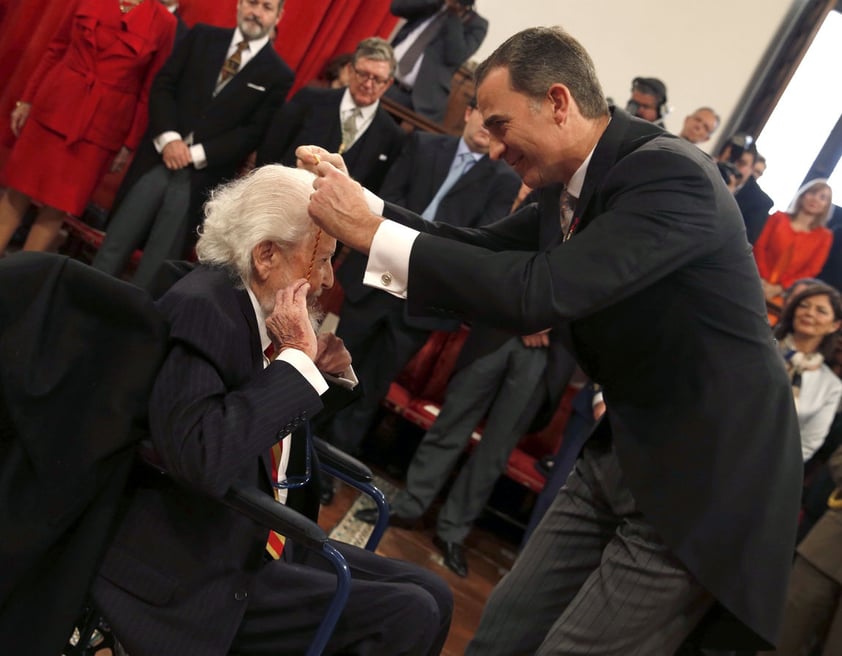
[258,292,325,334]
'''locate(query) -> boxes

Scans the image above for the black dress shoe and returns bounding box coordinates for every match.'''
[354,507,418,529]
[432,535,468,577]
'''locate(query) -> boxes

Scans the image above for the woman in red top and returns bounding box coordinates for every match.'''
[754,179,834,302]
[0,0,176,254]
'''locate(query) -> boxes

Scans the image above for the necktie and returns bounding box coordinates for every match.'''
[559,188,575,232]
[216,40,249,93]
[397,12,447,78]
[421,152,475,221]
[265,440,286,559]
[340,107,362,153]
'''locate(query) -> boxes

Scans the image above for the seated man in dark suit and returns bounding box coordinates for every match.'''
[387,0,488,122]
[91,165,452,656]
[257,37,406,194]
[318,99,520,464]
[93,0,294,291]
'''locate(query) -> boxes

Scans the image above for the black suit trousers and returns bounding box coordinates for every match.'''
[230,538,452,656]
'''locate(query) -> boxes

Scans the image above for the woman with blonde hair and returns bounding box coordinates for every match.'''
[755,179,834,302]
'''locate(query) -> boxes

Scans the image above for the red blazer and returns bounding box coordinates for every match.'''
[754,210,833,289]
[23,0,176,151]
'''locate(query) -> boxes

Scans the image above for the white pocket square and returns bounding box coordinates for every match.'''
[247,83,266,92]
[378,154,388,161]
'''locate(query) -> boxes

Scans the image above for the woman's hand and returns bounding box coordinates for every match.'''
[110,146,132,173]
[10,102,31,137]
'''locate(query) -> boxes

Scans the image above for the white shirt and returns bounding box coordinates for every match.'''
[153,28,270,169]
[362,145,597,299]
[339,88,379,151]
[797,363,842,461]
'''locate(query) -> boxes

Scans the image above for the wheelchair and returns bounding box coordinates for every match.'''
[0,253,387,656]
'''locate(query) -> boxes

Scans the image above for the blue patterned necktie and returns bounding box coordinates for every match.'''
[421,152,475,221]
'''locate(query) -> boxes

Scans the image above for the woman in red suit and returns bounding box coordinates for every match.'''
[0,0,176,254]
[755,179,834,302]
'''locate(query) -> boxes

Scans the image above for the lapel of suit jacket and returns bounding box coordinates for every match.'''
[234,287,276,482]
[198,28,234,104]
[344,104,389,170]
[427,136,459,197]
[212,38,274,102]
[575,108,662,235]
[447,153,491,198]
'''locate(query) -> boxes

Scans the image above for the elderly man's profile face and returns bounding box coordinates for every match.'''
[478,67,557,189]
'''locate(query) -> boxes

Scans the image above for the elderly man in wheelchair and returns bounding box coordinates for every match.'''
[0,165,451,656]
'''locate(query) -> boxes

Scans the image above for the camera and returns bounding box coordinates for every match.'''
[717,133,754,184]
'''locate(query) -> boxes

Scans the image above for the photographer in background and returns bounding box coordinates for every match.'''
[625,76,669,127]
[716,133,773,244]
[386,0,488,122]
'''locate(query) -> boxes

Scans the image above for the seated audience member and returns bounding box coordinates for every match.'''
[759,444,842,656]
[257,37,405,194]
[386,0,488,122]
[774,282,842,461]
[716,134,773,243]
[356,333,564,577]
[158,0,189,44]
[319,98,520,465]
[0,0,176,256]
[90,165,452,656]
[677,106,719,145]
[93,0,294,290]
[625,76,668,127]
[755,179,834,302]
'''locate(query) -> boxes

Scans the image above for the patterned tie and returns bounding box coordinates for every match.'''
[421,152,476,221]
[216,40,250,92]
[559,188,575,233]
[265,440,286,559]
[340,107,362,153]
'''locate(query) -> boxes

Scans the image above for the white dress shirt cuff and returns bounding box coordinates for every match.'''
[592,390,604,407]
[363,220,419,299]
[363,187,385,215]
[154,131,183,153]
[275,348,329,395]
[190,144,208,169]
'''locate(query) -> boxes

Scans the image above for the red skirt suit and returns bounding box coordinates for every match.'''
[4,0,175,216]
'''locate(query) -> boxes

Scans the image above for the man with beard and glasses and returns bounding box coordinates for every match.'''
[93,0,294,292]
[91,165,453,656]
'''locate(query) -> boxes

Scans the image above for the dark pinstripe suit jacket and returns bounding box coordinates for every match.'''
[92,266,324,655]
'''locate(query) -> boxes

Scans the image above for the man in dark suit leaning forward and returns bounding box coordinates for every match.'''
[91,165,452,656]
[93,0,294,291]
[303,26,803,655]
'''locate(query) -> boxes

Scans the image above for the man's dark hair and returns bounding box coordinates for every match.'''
[474,26,609,119]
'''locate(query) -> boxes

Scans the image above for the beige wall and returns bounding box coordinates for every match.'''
[471,0,795,151]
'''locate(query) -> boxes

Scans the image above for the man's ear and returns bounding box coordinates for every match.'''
[252,240,276,282]
[547,83,571,125]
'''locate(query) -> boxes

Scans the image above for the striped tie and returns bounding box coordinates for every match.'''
[265,440,287,559]
[216,40,249,94]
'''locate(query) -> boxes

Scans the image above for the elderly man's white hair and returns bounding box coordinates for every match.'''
[196,165,318,284]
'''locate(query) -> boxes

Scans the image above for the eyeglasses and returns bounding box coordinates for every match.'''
[352,68,391,87]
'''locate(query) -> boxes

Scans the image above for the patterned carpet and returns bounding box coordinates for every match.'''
[328,475,399,548]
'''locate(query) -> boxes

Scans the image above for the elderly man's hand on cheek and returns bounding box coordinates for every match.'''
[265,279,318,360]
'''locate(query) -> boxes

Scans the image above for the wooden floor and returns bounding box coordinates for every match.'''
[318,474,520,656]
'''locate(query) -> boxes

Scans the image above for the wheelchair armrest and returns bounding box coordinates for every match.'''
[138,440,328,551]
[222,483,328,551]
[313,436,373,483]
